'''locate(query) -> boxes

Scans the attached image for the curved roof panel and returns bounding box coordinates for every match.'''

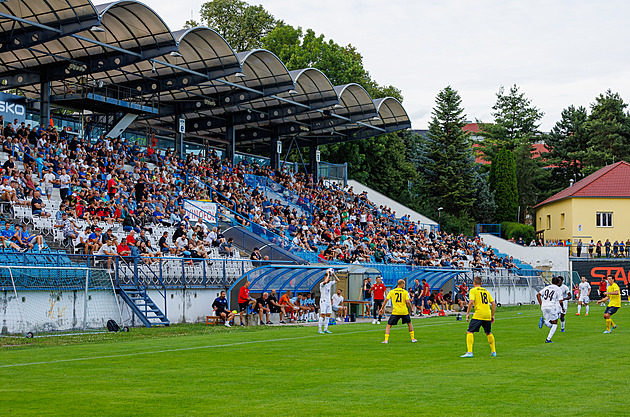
[0,0,98,33]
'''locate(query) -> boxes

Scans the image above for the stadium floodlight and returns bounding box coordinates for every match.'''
[170,51,183,58]
[233,72,246,78]
[288,89,299,95]
[90,26,106,33]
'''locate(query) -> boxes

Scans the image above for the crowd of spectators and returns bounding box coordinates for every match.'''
[0,116,527,272]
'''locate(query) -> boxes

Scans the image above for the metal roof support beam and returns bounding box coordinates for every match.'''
[0,12,102,54]
[225,119,235,165]
[270,131,279,171]
[1,42,177,89]
[309,140,319,183]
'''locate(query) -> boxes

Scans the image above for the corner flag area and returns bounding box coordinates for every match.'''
[1,305,628,415]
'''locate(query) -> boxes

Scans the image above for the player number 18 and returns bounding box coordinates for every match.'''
[481,292,488,304]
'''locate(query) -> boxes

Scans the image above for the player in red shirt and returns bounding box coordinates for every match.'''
[237,281,256,326]
[370,276,387,324]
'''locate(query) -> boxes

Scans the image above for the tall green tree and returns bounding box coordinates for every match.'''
[583,89,630,172]
[185,0,279,51]
[479,85,544,222]
[490,148,518,223]
[543,105,589,194]
[421,86,476,218]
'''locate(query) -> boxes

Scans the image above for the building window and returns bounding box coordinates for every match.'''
[596,212,613,227]
[546,215,551,230]
[561,213,565,229]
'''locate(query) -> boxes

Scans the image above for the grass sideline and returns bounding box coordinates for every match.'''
[1,305,628,416]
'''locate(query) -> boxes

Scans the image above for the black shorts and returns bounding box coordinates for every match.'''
[387,314,411,326]
[413,297,422,307]
[467,318,492,334]
[216,310,230,317]
[238,301,250,312]
[605,306,619,316]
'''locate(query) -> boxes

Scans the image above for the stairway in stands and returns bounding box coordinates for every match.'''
[116,262,170,327]
[117,286,169,327]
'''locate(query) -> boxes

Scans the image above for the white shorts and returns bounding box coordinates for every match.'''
[579,295,590,304]
[320,302,332,315]
[542,307,560,322]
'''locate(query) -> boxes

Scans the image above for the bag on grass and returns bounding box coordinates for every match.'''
[107,319,120,332]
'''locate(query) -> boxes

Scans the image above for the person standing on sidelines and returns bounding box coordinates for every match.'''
[557,277,571,332]
[576,277,591,316]
[379,279,417,344]
[461,276,497,358]
[318,269,339,334]
[237,281,256,326]
[596,275,621,333]
[371,276,387,324]
[537,277,564,343]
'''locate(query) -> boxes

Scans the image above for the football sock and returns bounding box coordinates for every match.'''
[487,334,496,353]
[547,324,557,340]
[318,316,323,331]
[409,331,415,340]
[544,320,552,328]
[577,305,581,314]
[606,319,611,331]
[586,305,590,314]
[466,333,474,352]
[323,318,329,332]
[384,333,390,342]
[611,319,616,327]
[561,317,565,330]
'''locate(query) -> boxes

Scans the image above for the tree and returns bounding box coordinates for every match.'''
[583,89,630,172]
[472,171,496,224]
[421,86,476,218]
[479,85,544,221]
[543,105,589,194]
[185,0,279,51]
[490,149,518,223]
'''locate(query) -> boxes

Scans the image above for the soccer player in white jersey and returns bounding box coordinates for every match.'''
[557,277,571,332]
[576,276,591,316]
[318,269,339,334]
[537,276,564,343]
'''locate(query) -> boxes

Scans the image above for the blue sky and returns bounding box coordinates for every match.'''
[151,0,630,131]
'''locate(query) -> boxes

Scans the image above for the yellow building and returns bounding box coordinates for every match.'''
[534,161,630,250]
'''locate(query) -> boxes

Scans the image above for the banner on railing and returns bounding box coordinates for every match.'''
[184,200,217,224]
[572,259,630,300]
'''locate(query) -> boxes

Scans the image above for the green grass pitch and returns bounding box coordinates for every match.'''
[1,305,628,416]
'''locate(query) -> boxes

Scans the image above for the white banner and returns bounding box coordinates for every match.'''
[184,200,217,224]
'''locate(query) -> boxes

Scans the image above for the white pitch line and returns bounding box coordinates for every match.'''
[0,315,528,369]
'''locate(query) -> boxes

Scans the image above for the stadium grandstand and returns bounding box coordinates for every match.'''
[0,0,559,335]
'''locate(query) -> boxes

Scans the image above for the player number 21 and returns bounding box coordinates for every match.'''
[395,293,402,303]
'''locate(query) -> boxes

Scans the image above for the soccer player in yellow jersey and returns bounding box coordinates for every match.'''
[596,275,621,333]
[379,279,417,344]
[461,276,497,358]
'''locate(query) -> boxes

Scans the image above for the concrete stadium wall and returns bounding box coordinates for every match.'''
[346,180,437,228]
[480,233,570,271]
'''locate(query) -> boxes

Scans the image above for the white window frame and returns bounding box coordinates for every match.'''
[596,212,613,228]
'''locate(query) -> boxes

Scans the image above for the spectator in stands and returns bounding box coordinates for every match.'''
[58,168,71,201]
[250,247,262,267]
[96,237,118,270]
[0,178,16,204]
[30,190,51,218]
[253,292,272,325]
[116,237,132,261]
[212,290,235,327]
[74,226,91,253]
[57,212,78,241]
[158,231,175,256]
[605,239,611,258]
[0,223,21,251]
[219,237,235,257]
[332,289,347,320]
[237,281,256,326]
